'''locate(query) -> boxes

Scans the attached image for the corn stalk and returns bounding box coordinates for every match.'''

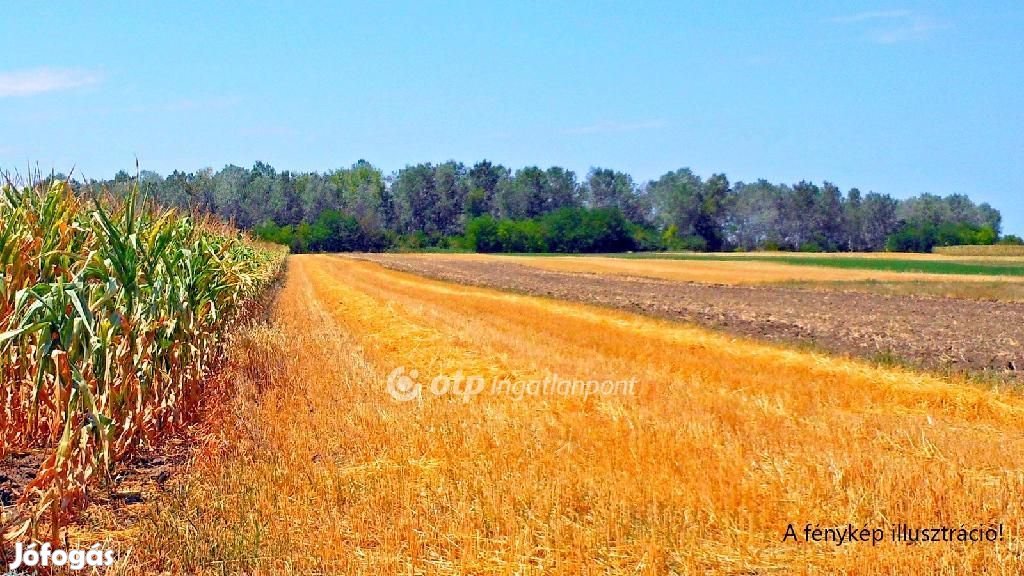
[0,178,285,541]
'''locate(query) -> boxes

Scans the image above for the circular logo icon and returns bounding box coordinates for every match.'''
[386,366,421,401]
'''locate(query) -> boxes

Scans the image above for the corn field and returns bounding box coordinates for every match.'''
[0,178,284,541]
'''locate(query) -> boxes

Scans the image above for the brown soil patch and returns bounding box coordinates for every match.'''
[354,254,1024,379]
[0,452,45,508]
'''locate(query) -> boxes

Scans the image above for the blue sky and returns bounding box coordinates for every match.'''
[2,1,1022,232]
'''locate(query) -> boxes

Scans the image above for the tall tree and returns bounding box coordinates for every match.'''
[391,163,440,234]
[467,160,509,217]
[585,167,648,223]
[544,167,581,212]
[649,168,726,249]
[330,160,388,233]
[725,180,783,250]
[861,192,900,250]
[816,181,845,250]
[433,161,470,235]
[784,181,820,249]
[699,173,730,250]
[842,188,864,251]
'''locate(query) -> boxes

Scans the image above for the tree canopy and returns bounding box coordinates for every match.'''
[91,160,1007,254]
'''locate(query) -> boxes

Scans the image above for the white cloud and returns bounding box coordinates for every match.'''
[869,19,948,44]
[561,120,665,136]
[0,68,102,97]
[829,10,912,24]
[829,9,947,44]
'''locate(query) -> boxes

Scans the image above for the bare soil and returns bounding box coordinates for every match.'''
[354,254,1024,380]
[0,452,44,508]
[0,436,190,525]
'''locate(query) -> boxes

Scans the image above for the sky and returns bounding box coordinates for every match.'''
[1,1,1022,233]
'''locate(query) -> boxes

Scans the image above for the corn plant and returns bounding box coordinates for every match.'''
[0,177,284,541]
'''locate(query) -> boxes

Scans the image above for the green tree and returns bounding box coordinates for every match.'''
[650,168,725,250]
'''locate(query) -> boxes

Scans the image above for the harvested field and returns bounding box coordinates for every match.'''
[614,253,1024,277]
[124,254,1024,574]
[935,245,1024,257]
[356,253,1024,378]
[632,251,1024,261]
[419,253,1024,285]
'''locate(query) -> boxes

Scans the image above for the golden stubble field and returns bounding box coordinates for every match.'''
[121,254,1024,574]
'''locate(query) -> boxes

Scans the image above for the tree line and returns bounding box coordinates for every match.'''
[92,160,1016,253]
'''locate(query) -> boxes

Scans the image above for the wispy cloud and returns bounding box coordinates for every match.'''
[561,120,665,136]
[0,68,102,97]
[829,9,947,44]
[869,19,948,44]
[829,9,912,24]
